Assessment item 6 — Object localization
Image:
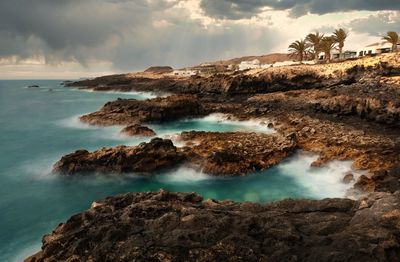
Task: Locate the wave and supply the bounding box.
[198,113,275,133]
[70,88,157,99]
[55,114,100,129]
[277,152,364,199]
[156,167,212,183]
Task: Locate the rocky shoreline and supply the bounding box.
[26,190,400,261]
[28,54,400,260]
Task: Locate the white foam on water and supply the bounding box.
[17,156,55,177]
[198,113,275,133]
[277,152,364,199]
[70,88,157,99]
[12,243,41,262]
[55,114,98,130]
[55,114,132,142]
[156,167,212,183]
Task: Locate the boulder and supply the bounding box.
[120,124,156,137]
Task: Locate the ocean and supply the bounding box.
[0,80,358,261]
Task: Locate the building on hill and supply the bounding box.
[357,42,399,57]
[319,50,357,61]
[171,69,197,77]
[238,59,261,70]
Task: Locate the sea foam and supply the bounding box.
[277,152,364,199]
[199,113,275,133]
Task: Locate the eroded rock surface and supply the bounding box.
[180,131,297,175]
[53,138,185,175]
[80,95,204,126]
[26,190,400,262]
[54,132,297,176]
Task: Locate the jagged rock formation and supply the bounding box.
[180,131,297,175]
[80,95,204,126]
[26,190,400,262]
[53,132,297,176]
[53,138,185,175]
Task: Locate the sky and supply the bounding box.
[0,0,399,79]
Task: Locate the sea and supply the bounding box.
[0,80,360,261]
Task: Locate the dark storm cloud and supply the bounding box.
[0,0,173,63]
[0,0,282,70]
[200,0,400,19]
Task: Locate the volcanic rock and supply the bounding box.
[26,190,400,262]
[179,131,297,175]
[80,95,204,126]
[53,138,185,175]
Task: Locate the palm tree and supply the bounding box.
[333,28,348,59]
[288,39,309,63]
[306,32,324,62]
[382,31,399,52]
[320,36,336,63]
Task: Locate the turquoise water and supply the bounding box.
[0,80,356,261]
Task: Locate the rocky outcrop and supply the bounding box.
[80,95,204,126]
[54,132,297,176]
[120,124,156,137]
[53,138,185,175]
[26,190,400,262]
[179,131,297,175]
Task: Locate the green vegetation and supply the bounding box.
[288,39,309,64]
[289,28,349,63]
[333,29,349,59]
[306,32,324,62]
[382,31,399,52]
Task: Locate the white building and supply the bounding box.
[238,59,261,70]
[357,42,399,57]
[319,50,357,61]
[171,69,197,77]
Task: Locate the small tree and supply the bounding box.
[382,31,399,52]
[288,39,309,63]
[333,28,348,59]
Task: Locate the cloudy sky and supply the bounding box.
[0,0,399,79]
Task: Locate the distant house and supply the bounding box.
[319,50,357,61]
[332,50,357,60]
[238,59,261,70]
[172,69,197,77]
[357,42,399,57]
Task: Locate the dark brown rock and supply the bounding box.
[26,190,400,262]
[179,131,297,176]
[53,138,185,175]
[80,95,204,126]
[120,124,156,137]
[343,172,355,184]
